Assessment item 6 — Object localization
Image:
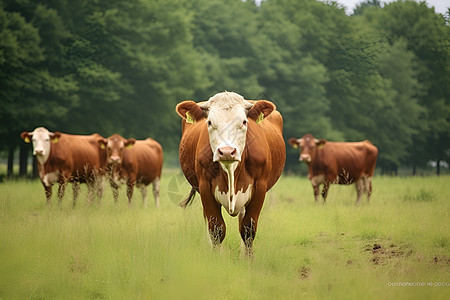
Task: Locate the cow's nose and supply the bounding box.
[34,149,43,156]
[300,154,311,162]
[218,146,237,161]
[109,155,121,164]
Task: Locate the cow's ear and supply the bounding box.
[247,100,275,123]
[176,101,206,124]
[288,138,301,149]
[21,132,32,143]
[315,138,327,148]
[51,132,62,143]
[125,138,136,149]
[98,139,107,149]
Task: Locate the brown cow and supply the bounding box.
[21,127,107,206]
[98,134,163,207]
[289,134,378,204]
[176,91,286,257]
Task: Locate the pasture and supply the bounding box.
[0,171,449,299]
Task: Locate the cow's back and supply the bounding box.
[313,141,377,183]
[46,133,105,178]
[123,138,163,184]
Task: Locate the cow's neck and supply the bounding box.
[308,150,321,175]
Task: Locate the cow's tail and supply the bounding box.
[179,187,196,209]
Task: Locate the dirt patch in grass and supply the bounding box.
[432,255,450,265]
[365,243,413,266]
[297,266,311,279]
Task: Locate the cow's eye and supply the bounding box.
[243,120,247,126]
[207,120,212,127]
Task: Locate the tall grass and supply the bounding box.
[0,173,449,299]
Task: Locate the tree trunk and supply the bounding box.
[33,156,39,178]
[19,143,28,177]
[436,160,440,176]
[7,146,14,177]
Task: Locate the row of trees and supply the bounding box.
[1,0,449,176]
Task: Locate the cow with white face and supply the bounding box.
[21,127,107,206]
[176,92,286,257]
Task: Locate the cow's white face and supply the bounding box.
[21,127,58,165]
[206,98,251,164]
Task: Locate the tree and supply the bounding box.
[0,3,79,176]
[353,0,381,16]
[188,0,264,98]
[363,0,450,173]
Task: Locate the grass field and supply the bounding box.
[1,171,449,299]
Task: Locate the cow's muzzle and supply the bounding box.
[109,155,122,165]
[215,146,240,162]
[300,154,311,163]
[34,149,44,156]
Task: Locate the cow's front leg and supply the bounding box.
[72,181,80,207]
[312,184,320,204]
[152,176,160,208]
[110,179,120,203]
[95,175,105,200]
[365,176,373,202]
[57,181,67,205]
[321,182,330,203]
[126,181,135,206]
[206,211,225,248]
[355,178,364,205]
[43,184,52,206]
[200,183,225,248]
[139,185,148,207]
[239,182,266,258]
[86,182,96,204]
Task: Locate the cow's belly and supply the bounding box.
[214,185,252,217]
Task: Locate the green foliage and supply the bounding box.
[1,0,449,172]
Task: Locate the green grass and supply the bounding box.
[0,172,449,299]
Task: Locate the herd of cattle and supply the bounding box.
[21,91,378,256]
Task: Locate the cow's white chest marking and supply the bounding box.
[214,184,252,217]
[214,162,252,216]
[310,174,325,186]
[41,171,59,187]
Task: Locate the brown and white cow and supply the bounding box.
[98,134,163,207]
[289,134,378,204]
[176,91,286,256]
[21,127,107,206]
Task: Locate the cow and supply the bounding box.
[176,91,286,257]
[289,134,378,204]
[20,127,107,206]
[98,134,163,207]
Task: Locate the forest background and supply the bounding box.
[0,0,449,176]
